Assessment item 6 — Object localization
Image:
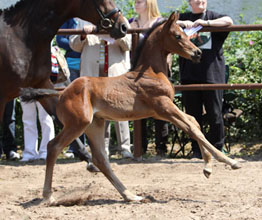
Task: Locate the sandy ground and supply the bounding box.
[0,144,262,220]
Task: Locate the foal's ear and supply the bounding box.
[164,12,176,29]
[167,12,176,24]
[174,11,180,21]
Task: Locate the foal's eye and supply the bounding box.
[175,35,181,40]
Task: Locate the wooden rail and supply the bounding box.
[174,83,262,91]
[57,24,262,35]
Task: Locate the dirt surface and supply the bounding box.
[0,144,262,220]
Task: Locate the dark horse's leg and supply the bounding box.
[0,98,6,157]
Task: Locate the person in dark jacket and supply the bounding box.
[177,0,233,159]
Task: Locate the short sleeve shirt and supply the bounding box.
[179,10,229,84]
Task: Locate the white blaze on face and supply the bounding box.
[0,0,21,10]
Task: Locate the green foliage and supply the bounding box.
[115,0,135,19]
[222,18,262,141]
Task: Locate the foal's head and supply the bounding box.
[161,12,202,62]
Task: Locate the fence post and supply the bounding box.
[131,33,143,160]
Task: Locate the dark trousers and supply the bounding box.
[0,100,17,158]
[182,89,224,153]
[141,119,169,153]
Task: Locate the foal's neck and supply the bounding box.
[135,30,169,75]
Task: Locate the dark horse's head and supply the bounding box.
[76,0,127,39]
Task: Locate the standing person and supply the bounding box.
[69,19,133,159]
[0,100,20,160]
[56,18,85,159]
[129,0,169,156]
[177,0,233,158]
[20,100,55,162]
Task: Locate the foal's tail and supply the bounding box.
[20,87,60,102]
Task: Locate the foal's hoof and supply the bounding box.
[203,168,212,179]
[127,195,144,202]
[123,190,144,202]
[86,162,100,173]
[42,195,56,206]
[231,162,241,170]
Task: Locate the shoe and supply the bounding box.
[38,154,47,161]
[64,152,75,159]
[191,151,202,159]
[156,150,166,157]
[121,150,133,159]
[20,157,36,162]
[38,156,46,161]
[9,151,20,160]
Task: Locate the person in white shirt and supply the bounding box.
[69,19,133,159]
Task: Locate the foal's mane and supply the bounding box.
[130,19,166,71]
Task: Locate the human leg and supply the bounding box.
[115,121,133,158]
[20,101,39,161]
[182,90,203,158]
[141,119,148,153]
[155,119,169,155]
[203,90,225,151]
[104,120,111,157]
[2,99,19,160]
[36,102,55,160]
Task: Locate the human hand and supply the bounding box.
[193,19,209,27]
[177,20,195,29]
[81,25,96,40]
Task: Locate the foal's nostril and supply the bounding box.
[195,49,202,57]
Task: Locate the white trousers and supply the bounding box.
[20,101,55,160]
[104,121,131,154]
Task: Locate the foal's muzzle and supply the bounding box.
[191,49,202,63]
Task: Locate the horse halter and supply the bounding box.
[92,0,121,30]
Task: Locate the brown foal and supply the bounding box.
[21,12,240,203]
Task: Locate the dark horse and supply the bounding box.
[21,13,241,204]
[0,0,127,164]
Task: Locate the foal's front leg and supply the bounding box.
[86,117,143,202]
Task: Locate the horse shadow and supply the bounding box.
[0,157,82,167]
[20,193,167,208]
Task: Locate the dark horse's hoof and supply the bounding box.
[86,163,100,172]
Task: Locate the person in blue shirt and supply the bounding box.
[56,18,86,159]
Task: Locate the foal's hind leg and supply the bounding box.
[43,125,87,204]
[85,117,143,202]
[154,98,240,173]
[39,95,94,168]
